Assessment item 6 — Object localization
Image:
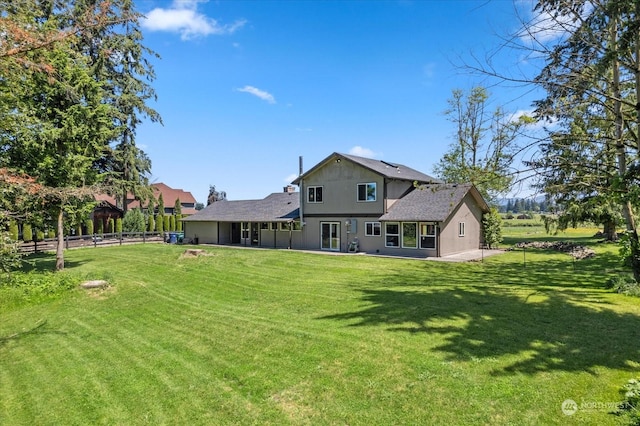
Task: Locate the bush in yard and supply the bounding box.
[122,209,146,233]
[163,215,169,232]
[85,219,94,236]
[36,230,44,242]
[97,220,104,236]
[607,275,640,296]
[22,224,32,242]
[116,217,122,234]
[177,215,183,231]
[148,214,155,233]
[169,215,175,232]
[76,224,82,237]
[0,229,22,281]
[8,221,18,241]
[482,208,503,249]
[156,215,164,232]
[614,378,640,424]
[107,218,114,234]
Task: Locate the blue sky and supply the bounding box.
[135,0,541,203]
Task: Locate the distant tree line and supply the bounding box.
[499,198,549,214]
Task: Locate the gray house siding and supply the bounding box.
[384,179,414,212]
[301,159,385,216]
[184,222,219,244]
[438,192,484,256]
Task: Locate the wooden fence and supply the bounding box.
[18,231,167,254]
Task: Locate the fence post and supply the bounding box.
[119,232,123,246]
[93,234,97,248]
[143,231,146,243]
[65,234,69,249]
[34,239,37,254]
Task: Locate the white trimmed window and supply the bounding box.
[459,222,466,237]
[307,186,323,203]
[402,222,417,248]
[385,222,399,247]
[365,222,381,237]
[357,182,376,202]
[420,223,436,249]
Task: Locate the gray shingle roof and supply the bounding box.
[182,192,299,222]
[378,184,488,222]
[292,152,442,184]
[340,153,442,183]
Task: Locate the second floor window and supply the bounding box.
[357,182,376,202]
[308,186,323,203]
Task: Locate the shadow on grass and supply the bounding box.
[480,250,625,289]
[0,320,67,348]
[321,285,640,375]
[19,253,85,272]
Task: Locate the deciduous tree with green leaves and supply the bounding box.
[434,86,531,204]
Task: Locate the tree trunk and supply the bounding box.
[602,220,619,241]
[55,207,64,271]
[630,3,640,283]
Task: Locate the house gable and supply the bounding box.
[293,152,442,218]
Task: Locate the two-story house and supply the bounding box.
[182,152,490,258]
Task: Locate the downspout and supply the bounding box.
[436,223,441,257]
[299,155,304,228]
[298,155,304,249]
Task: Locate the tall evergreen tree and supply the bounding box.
[74,0,160,212]
[0,0,160,270]
[525,0,640,276]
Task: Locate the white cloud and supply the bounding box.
[236,86,276,104]
[348,146,378,158]
[142,1,246,40]
[516,0,590,45]
[283,173,299,184]
[422,62,436,79]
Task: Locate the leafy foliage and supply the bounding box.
[122,208,145,233]
[147,214,155,233]
[615,378,640,424]
[482,208,503,249]
[0,0,160,271]
[527,0,640,281]
[22,224,32,242]
[434,87,531,203]
[0,229,22,280]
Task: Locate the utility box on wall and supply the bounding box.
[345,218,357,233]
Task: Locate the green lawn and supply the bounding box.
[1,234,638,425]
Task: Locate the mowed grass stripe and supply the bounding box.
[57,311,272,422]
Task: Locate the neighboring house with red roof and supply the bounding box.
[126,183,198,215]
[183,152,490,258]
[92,183,197,230]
